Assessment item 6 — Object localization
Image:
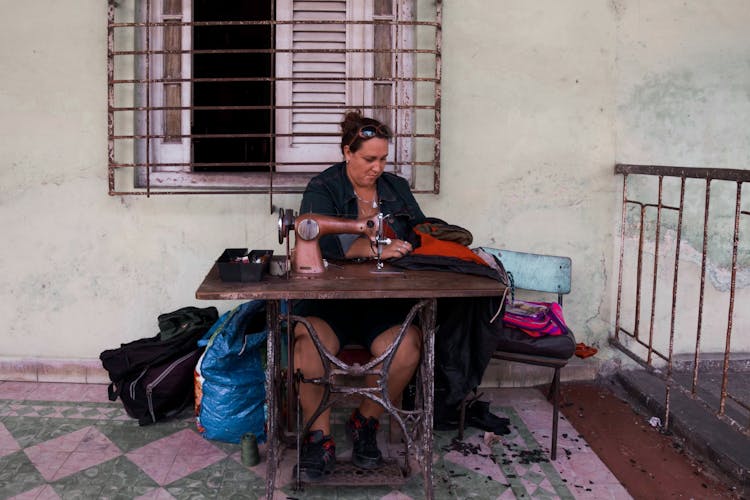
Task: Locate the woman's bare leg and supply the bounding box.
[293,317,340,435]
[359,325,422,419]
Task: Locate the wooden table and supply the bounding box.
[196,260,504,498]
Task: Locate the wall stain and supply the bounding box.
[609,0,627,20]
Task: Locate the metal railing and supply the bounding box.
[613,163,750,433]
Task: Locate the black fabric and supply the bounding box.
[292,298,418,350]
[157,306,218,341]
[392,253,506,417]
[434,295,505,408]
[390,254,505,282]
[495,324,576,359]
[99,306,218,425]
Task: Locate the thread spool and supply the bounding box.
[241,432,260,467]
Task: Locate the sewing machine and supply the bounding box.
[277,208,392,274]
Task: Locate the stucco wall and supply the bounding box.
[614,0,750,354]
[1,1,748,376]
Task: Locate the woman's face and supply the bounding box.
[344,137,389,189]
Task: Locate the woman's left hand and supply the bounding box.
[383,239,412,259]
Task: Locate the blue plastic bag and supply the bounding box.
[196,300,267,443]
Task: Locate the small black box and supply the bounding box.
[217,248,273,282]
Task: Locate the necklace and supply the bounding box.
[355,191,379,209]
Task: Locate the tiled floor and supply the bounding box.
[0,381,631,499]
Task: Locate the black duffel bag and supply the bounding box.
[100,306,218,425]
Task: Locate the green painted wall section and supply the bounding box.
[1,0,748,362]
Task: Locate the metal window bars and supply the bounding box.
[107,0,442,197]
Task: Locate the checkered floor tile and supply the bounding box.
[0,382,630,499]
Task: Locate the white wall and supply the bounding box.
[432,0,617,346]
[1,1,749,378]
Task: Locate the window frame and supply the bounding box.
[107,0,442,196]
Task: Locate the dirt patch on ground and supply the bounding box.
[559,381,744,500]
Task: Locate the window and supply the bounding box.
[107,0,442,196]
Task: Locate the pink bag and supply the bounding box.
[502,300,569,337]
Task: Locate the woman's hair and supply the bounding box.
[340,110,392,154]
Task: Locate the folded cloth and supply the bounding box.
[412,231,488,266]
[414,221,474,246]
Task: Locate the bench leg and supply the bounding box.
[550,367,560,460]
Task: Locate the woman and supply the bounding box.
[293,111,426,481]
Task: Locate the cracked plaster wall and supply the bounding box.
[614,0,750,354]
[0,1,748,373]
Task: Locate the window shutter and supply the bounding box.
[109,0,442,195]
[139,0,192,172]
[276,0,367,171]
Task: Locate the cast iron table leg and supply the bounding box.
[421,298,436,500]
[265,300,280,497]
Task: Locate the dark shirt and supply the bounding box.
[299,162,426,260]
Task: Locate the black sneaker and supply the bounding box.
[294,430,336,482]
[346,410,383,469]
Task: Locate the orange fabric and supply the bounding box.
[575,343,598,359]
[412,231,488,266]
[383,222,397,239]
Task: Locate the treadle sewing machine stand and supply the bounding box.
[276,209,436,494]
[195,210,505,499]
[288,299,434,491]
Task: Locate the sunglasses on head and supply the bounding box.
[346,124,392,148]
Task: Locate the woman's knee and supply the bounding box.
[393,327,422,367]
[293,321,312,344]
[293,318,339,359]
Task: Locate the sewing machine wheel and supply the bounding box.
[277,208,285,244]
[277,207,295,244]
